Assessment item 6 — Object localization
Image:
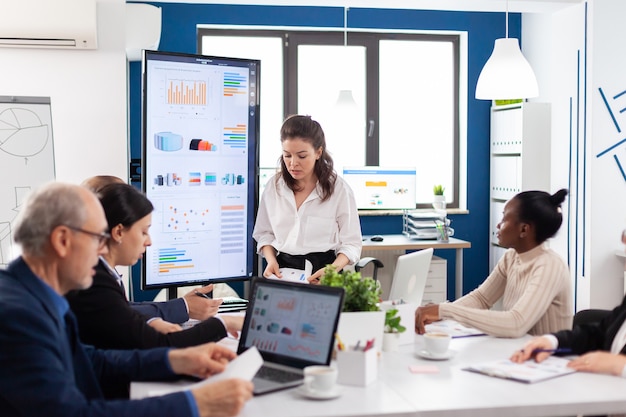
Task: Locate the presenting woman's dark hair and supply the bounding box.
[278,115,336,201]
[97,183,154,232]
[515,189,568,243]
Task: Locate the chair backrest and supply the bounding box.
[572,309,610,327]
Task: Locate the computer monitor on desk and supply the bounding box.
[342,167,416,210]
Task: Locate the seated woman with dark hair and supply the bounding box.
[80,175,222,327]
[415,189,572,338]
[66,183,241,353]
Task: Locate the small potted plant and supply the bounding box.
[432,184,446,211]
[321,266,384,351]
[382,308,406,352]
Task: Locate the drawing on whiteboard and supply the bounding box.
[596,87,626,182]
[0,107,49,161]
[0,96,55,268]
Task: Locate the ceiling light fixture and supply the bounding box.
[475,0,538,100]
[335,6,358,109]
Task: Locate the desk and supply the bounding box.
[132,335,626,417]
[362,235,471,299]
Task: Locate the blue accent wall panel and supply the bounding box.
[129,2,521,300]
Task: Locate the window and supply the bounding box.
[199,27,462,208]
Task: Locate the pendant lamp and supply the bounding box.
[475,1,538,100]
[334,7,358,110]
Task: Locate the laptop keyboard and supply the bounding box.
[256,366,302,383]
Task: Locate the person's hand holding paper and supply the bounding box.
[267,260,313,283]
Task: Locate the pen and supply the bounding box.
[363,338,375,352]
[521,347,572,355]
[531,348,573,354]
[194,290,211,299]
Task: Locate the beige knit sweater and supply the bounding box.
[439,244,572,338]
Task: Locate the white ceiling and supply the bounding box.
[139,0,584,14]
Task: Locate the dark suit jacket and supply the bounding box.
[66,260,226,350]
[554,294,626,354]
[0,257,191,417]
[131,297,189,324]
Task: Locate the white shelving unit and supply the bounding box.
[489,102,551,270]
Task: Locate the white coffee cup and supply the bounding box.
[423,332,451,356]
[303,365,338,393]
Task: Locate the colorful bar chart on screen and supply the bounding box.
[223,72,247,96]
[220,204,245,255]
[167,79,207,105]
[223,124,247,149]
[157,247,194,274]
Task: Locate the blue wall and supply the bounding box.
[129,3,520,301]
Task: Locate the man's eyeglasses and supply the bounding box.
[65,225,111,247]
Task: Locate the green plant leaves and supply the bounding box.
[320,266,381,313]
[384,308,406,333]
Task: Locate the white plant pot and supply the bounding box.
[382,332,401,352]
[336,310,385,353]
[432,194,446,211]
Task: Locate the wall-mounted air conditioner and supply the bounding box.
[0,0,97,49]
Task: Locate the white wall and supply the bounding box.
[524,0,626,310]
[0,0,128,184]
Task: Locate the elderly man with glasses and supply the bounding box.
[0,182,253,417]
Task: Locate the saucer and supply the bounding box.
[415,349,456,361]
[295,385,342,400]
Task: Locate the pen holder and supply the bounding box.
[336,346,377,387]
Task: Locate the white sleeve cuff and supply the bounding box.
[543,334,559,349]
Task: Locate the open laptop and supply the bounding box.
[237,277,345,395]
[387,248,434,304]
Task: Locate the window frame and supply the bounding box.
[198,27,461,209]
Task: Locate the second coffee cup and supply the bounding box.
[423,332,451,357]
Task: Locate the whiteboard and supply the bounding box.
[0,96,55,267]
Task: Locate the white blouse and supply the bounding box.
[252,174,362,264]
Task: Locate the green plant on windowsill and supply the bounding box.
[320,266,381,312]
[433,184,445,196]
[384,308,406,334]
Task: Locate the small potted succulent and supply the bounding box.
[432,184,446,211]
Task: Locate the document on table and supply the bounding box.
[425,319,486,338]
[464,356,576,383]
[146,346,263,397]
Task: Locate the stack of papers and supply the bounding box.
[403,211,454,240]
[425,319,486,338]
[464,356,576,383]
[217,296,249,313]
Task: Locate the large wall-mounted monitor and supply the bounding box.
[342,167,416,210]
[141,50,260,290]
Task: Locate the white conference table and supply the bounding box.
[132,335,626,417]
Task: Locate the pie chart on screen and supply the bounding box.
[0,108,49,157]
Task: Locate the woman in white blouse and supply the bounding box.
[252,115,362,284]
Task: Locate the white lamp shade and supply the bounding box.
[335,89,358,109]
[475,38,538,100]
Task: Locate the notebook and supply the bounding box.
[387,248,434,304]
[237,277,345,395]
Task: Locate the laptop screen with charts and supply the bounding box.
[237,277,345,395]
[388,248,434,304]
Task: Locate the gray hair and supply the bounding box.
[14,182,88,257]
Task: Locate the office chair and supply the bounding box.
[354,257,384,281]
[572,309,610,327]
